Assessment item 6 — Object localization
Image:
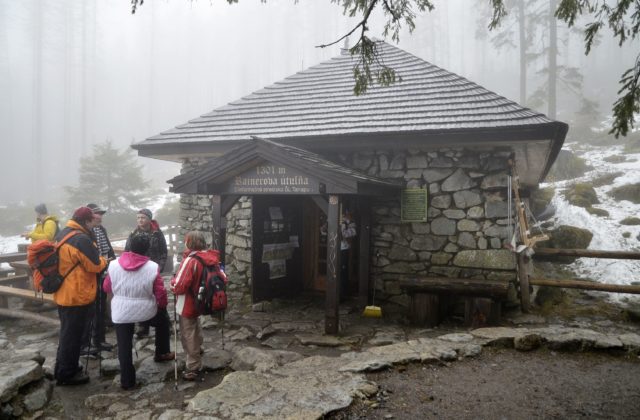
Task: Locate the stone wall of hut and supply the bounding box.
[178,145,519,311]
[332,146,519,309]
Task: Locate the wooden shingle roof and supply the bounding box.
[133,41,567,185]
[138,41,558,148]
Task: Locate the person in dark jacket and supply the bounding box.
[54,207,107,386]
[103,234,174,390]
[81,203,116,355]
[125,208,168,338]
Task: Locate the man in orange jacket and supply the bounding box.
[54,206,107,386]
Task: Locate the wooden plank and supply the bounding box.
[530,278,640,294]
[0,275,30,285]
[399,277,509,299]
[533,248,640,260]
[410,293,439,326]
[0,252,27,264]
[517,253,531,313]
[357,196,370,309]
[0,284,54,303]
[325,194,340,335]
[0,308,59,326]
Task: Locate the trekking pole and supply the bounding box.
[97,279,103,377]
[173,293,178,390]
[84,317,94,375]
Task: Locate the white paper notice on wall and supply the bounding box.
[267,260,286,279]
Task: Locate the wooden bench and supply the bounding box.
[399,277,509,328]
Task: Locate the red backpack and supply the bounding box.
[189,251,228,319]
[27,230,81,293]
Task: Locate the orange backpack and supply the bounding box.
[27,230,81,293]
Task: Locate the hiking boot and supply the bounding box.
[94,341,114,352]
[154,352,175,363]
[80,347,99,358]
[121,381,141,391]
[182,370,200,381]
[57,372,90,386]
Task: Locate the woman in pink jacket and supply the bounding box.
[103,234,174,390]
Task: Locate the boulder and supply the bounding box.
[564,183,599,208]
[536,225,593,263]
[545,149,592,181]
[0,360,43,403]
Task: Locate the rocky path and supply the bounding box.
[1,297,640,419]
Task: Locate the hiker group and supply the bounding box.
[25,204,227,389]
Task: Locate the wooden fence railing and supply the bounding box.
[518,247,640,311]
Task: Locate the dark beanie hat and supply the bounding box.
[35,203,48,215]
[138,208,152,220]
[72,206,94,224]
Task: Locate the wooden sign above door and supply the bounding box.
[225,162,321,195]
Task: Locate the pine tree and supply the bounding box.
[65,140,150,215]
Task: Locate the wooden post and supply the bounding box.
[211,195,222,252]
[410,293,439,326]
[325,195,340,335]
[358,197,370,309]
[517,252,530,312]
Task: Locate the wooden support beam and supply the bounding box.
[311,196,328,215]
[533,248,640,260]
[530,278,640,294]
[357,196,370,309]
[517,253,531,313]
[325,194,340,335]
[211,195,222,251]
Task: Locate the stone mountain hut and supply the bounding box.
[132,41,568,334]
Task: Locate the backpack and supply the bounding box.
[27,230,81,294]
[189,252,228,319]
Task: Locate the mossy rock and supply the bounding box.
[563,183,599,208]
[545,150,592,182]
[609,183,640,204]
[534,286,566,307]
[602,155,626,163]
[620,216,640,226]
[529,187,555,218]
[536,225,593,263]
[585,207,609,217]
[591,171,623,188]
[622,232,631,238]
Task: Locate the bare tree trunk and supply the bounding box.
[518,0,527,105]
[32,1,44,201]
[548,0,557,118]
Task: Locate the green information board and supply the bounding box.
[401,188,428,222]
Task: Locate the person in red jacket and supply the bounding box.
[170,231,223,381]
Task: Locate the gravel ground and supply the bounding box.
[330,347,640,420]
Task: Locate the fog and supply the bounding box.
[0,0,635,205]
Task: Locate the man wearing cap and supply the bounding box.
[125,208,168,338]
[81,204,116,354]
[54,207,108,386]
[22,203,59,242]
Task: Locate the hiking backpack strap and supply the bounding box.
[55,230,82,279]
